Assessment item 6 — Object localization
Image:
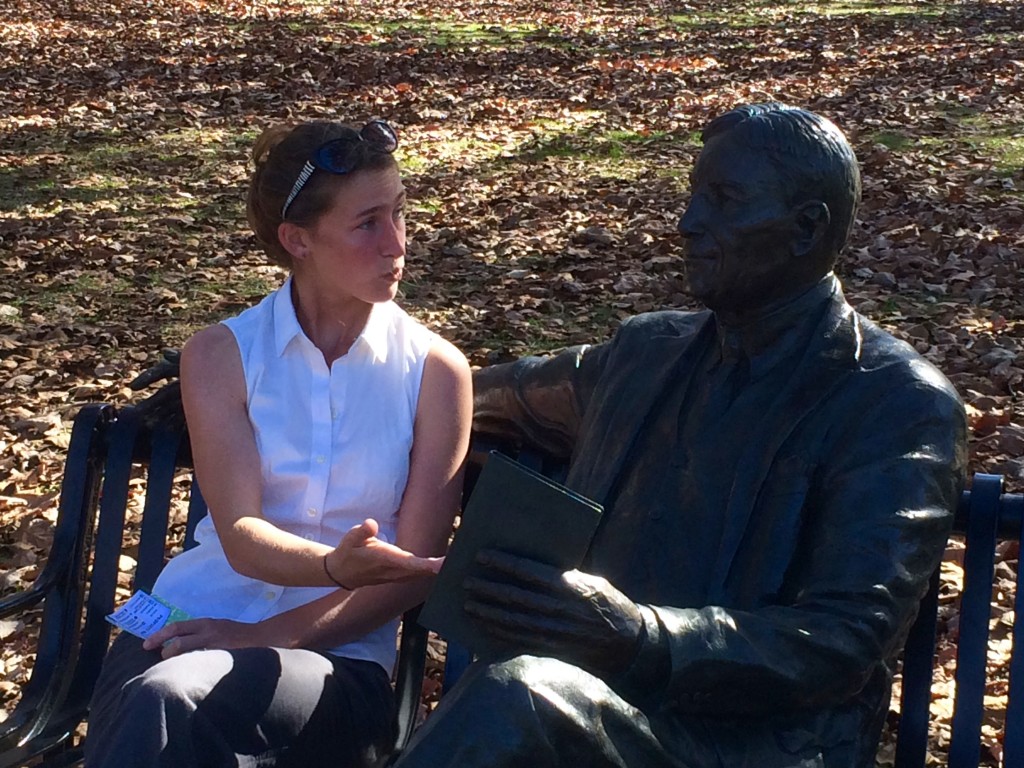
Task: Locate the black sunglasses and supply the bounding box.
[280,120,399,219]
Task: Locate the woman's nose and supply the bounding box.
[380,218,405,257]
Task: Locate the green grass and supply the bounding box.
[868,131,916,151]
[668,1,950,30]
[7,273,134,322]
[0,128,248,217]
[398,134,507,173]
[868,117,1024,178]
[514,127,691,178]
[337,19,547,49]
[799,1,947,19]
[958,118,1024,176]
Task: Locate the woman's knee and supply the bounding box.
[120,652,229,716]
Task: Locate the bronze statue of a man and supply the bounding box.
[392,104,967,767]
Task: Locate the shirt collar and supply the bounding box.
[714,274,839,380]
[272,276,391,364]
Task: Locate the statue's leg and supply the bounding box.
[393,654,701,768]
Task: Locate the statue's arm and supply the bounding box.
[472,341,611,460]
[624,374,967,714]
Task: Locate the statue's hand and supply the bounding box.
[129,349,186,433]
[129,348,182,390]
[464,549,643,676]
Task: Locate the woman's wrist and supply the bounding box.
[323,553,354,591]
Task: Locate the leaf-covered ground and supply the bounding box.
[1,0,1022,764]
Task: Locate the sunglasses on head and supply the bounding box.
[280,119,399,219]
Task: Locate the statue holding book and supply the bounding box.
[392,104,968,768]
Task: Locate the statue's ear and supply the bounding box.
[793,200,830,258]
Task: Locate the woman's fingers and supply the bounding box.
[333,527,444,587]
[338,518,380,551]
[142,618,259,658]
[143,618,198,651]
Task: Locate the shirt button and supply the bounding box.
[264,591,276,600]
[307,507,318,517]
[315,455,326,464]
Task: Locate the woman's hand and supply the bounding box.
[143,618,272,659]
[325,518,444,589]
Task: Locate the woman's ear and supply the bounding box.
[278,221,311,262]
[793,200,830,258]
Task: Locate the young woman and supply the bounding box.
[85,120,472,768]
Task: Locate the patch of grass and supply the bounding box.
[937,101,980,121]
[339,18,546,49]
[398,134,506,173]
[1,127,250,218]
[868,131,915,151]
[972,30,1023,45]
[11,272,135,321]
[0,171,56,210]
[668,1,950,31]
[800,1,948,19]
[140,270,279,344]
[667,11,766,29]
[958,118,1024,177]
[410,197,443,215]
[514,126,692,179]
[870,116,1024,179]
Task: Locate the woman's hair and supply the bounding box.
[246,121,399,268]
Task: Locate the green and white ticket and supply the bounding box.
[105,591,191,639]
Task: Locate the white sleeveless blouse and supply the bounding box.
[153,277,434,671]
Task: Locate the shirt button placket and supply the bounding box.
[306,356,331,529]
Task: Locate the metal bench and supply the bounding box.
[0,403,1021,767]
[0,404,445,767]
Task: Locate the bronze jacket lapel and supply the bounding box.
[567,311,715,505]
[708,296,862,600]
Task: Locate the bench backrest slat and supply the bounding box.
[948,473,1004,768]
[66,409,142,719]
[894,568,940,768]
[184,477,208,551]
[1004,494,1024,766]
[135,428,183,593]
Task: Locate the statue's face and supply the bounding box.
[677,130,805,317]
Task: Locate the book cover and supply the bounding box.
[418,451,603,659]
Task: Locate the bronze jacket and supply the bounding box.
[472,286,967,767]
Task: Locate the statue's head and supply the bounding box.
[677,103,861,320]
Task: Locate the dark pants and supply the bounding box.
[85,634,396,768]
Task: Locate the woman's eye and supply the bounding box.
[394,207,405,221]
[358,217,376,230]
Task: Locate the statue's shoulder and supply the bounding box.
[855,312,962,404]
[614,309,711,344]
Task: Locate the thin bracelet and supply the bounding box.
[323,554,353,591]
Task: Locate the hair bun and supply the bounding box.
[251,124,295,167]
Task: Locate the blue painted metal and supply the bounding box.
[948,474,1003,768]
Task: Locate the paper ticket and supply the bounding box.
[105,591,191,639]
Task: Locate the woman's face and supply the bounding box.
[296,166,407,305]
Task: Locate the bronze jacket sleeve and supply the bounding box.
[472,342,612,461]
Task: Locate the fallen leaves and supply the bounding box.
[1,0,1022,763]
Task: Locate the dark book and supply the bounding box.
[418,451,603,659]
